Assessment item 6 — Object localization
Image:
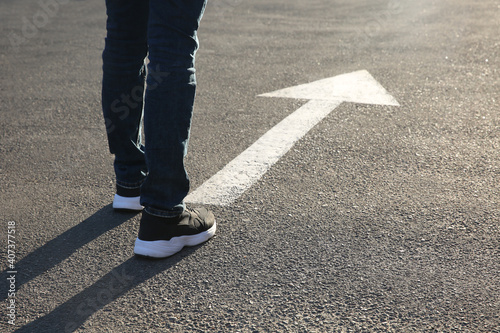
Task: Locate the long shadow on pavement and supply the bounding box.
[1,205,138,301]
[14,255,184,332]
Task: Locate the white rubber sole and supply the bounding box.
[133,221,216,258]
[112,194,143,211]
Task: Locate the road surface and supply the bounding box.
[0,0,499,332]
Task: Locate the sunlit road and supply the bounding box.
[1,0,499,331]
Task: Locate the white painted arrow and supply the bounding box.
[186,70,399,206]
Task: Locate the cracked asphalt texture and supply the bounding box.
[1,0,499,332]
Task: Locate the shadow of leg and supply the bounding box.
[14,255,184,333]
[1,205,139,300]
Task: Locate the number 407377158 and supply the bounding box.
[7,221,16,269]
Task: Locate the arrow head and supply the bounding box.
[259,70,399,106]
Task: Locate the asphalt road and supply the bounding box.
[1,0,499,332]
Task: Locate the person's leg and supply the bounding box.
[140,0,206,217]
[102,0,149,209]
[134,0,216,258]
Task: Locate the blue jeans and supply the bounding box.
[102,0,207,217]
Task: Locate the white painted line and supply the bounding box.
[186,70,399,206]
[186,99,342,205]
[259,70,399,106]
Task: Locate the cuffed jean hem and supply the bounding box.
[116,179,145,189]
[144,205,185,218]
